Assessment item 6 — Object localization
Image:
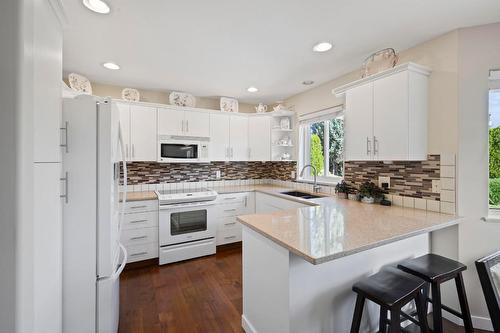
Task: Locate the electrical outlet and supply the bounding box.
[378,176,390,189]
[432,180,441,193]
[291,171,296,179]
[215,170,221,179]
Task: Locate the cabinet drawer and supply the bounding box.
[125,243,158,263]
[216,228,242,245]
[215,203,248,217]
[123,199,158,214]
[216,193,250,205]
[217,217,241,231]
[120,227,158,246]
[123,211,158,230]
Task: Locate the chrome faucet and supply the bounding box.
[299,164,321,193]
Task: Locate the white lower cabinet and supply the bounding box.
[255,192,309,213]
[121,199,159,263]
[214,192,255,245]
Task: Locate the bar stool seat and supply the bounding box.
[350,267,429,333]
[398,254,474,333]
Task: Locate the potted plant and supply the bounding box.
[335,180,350,199]
[347,188,359,201]
[359,181,383,204]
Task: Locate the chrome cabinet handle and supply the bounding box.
[60,172,69,203]
[130,235,148,240]
[130,251,148,257]
[230,147,234,158]
[244,196,248,207]
[248,148,251,159]
[373,136,378,155]
[366,137,371,156]
[129,219,148,224]
[60,121,69,153]
[224,209,237,212]
[224,197,237,200]
[224,222,237,226]
[130,205,147,209]
[186,120,189,132]
[224,236,237,240]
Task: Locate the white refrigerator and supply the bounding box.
[62,95,128,333]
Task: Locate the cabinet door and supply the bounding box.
[210,113,230,161]
[130,105,157,161]
[344,82,373,161]
[33,0,63,163]
[373,71,409,160]
[116,103,131,160]
[158,107,184,136]
[248,116,271,161]
[184,110,210,137]
[230,116,249,161]
[34,162,62,333]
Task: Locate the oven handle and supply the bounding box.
[159,202,216,210]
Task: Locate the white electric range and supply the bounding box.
[156,188,218,265]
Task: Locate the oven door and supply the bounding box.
[159,202,215,246]
[158,141,200,163]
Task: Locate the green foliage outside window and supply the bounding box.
[489,127,500,207]
[310,134,324,176]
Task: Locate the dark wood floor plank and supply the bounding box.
[120,244,489,333]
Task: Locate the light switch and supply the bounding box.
[378,176,390,189]
[432,180,441,193]
[215,170,221,179]
[291,171,296,179]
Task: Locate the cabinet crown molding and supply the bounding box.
[332,62,432,97]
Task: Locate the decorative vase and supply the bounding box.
[348,193,358,201]
[361,196,375,204]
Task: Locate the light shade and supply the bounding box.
[247,86,259,93]
[83,0,110,14]
[312,42,333,53]
[102,62,120,70]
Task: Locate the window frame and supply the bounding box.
[298,111,344,185]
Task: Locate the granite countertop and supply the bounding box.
[234,186,461,265]
[121,191,158,202]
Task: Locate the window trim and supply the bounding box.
[297,110,344,184]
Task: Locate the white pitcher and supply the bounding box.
[255,103,268,113]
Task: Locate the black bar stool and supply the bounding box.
[350,266,429,333]
[398,254,474,333]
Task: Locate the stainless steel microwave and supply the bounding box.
[158,136,210,163]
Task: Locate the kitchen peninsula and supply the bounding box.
[237,193,461,333]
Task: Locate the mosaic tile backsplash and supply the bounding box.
[122,161,297,185]
[344,154,440,200]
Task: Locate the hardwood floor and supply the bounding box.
[120,244,491,333]
[119,243,244,333]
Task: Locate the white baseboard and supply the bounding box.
[442,312,493,331]
[242,314,258,333]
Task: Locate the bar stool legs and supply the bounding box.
[455,273,474,333]
[431,282,443,333]
[379,305,388,333]
[350,295,365,333]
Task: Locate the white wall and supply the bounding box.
[457,22,500,330]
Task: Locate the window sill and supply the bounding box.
[296,178,342,187]
[481,210,500,223]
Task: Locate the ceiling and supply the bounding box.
[62,0,500,103]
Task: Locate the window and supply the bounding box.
[298,107,344,183]
[489,89,500,210]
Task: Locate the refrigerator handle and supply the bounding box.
[118,124,128,235]
[111,243,127,280]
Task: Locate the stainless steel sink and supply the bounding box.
[280,191,322,200]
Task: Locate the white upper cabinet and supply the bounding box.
[158,108,210,137]
[230,116,249,161]
[130,105,157,161]
[344,82,374,161]
[184,110,210,137]
[158,108,184,136]
[118,103,157,161]
[248,116,271,161]
[210,113,230,161]
[334,62,430,161]
[33,0,63,163]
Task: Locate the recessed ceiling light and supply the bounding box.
[247,86,259,93]
[312,42,333,53]
[302,80,315,85]
[102,62,120,70]
[83,0,110,14]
